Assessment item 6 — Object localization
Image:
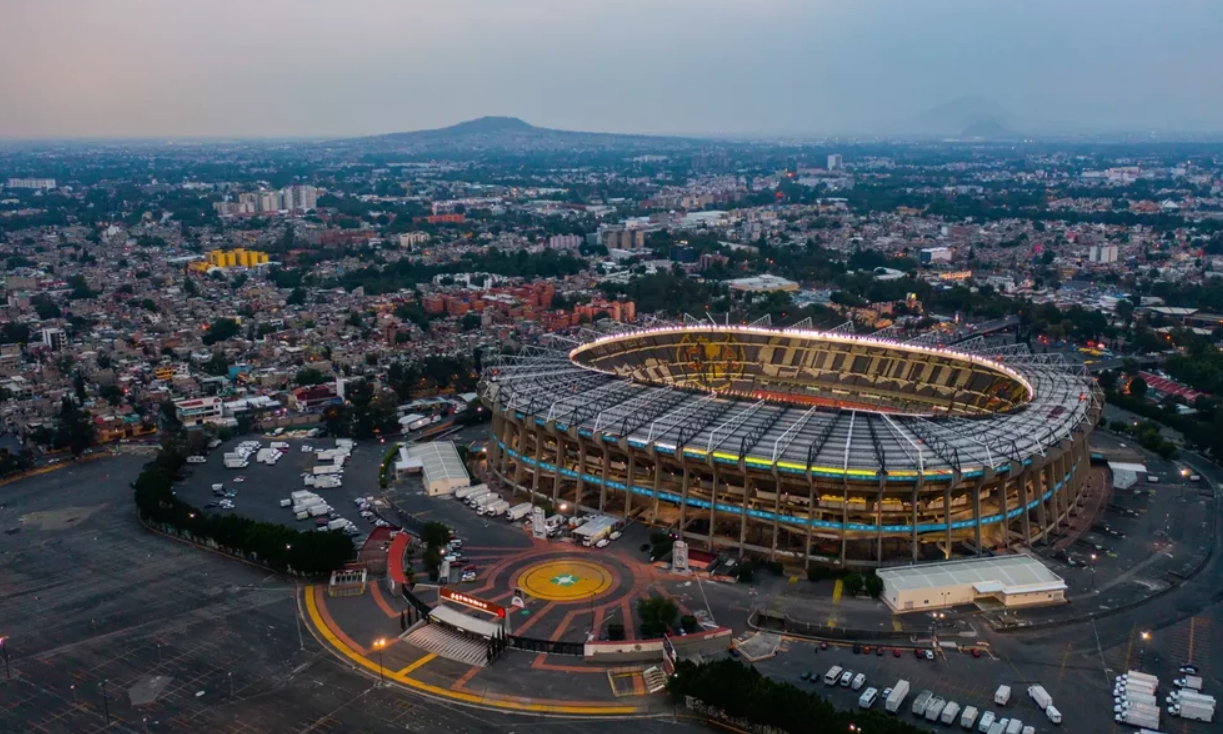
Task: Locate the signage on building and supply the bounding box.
[531,506,547,539]
[673,540,689,573]
[439,587,506,618]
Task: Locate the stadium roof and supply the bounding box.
[483,325,1100,479]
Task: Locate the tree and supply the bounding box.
[53,397,96,456]
[73,371,87,402]
[421,521,451,550]
[1129,375,1148,398]
[100,384,124,406]
[295,367,328,386]
[864,572,884,599]
[637,595,679,638]
[286,287,307,306]
[202,318,240,345]
[461,312,481,332]
[842,571,864,597]
[183,278,199,297]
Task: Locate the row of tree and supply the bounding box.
[670,658,929,734]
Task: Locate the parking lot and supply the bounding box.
[756,640,1066,734]
[174,435,389,546]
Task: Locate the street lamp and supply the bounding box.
[100,679,111,725]
[1139,631,1151,672]
[1089,554,1097,591]
[373,637,387,687]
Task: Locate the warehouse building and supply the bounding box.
[877,555,1067,613]
[396,441,470,496]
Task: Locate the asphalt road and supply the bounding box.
[0,457,707,734]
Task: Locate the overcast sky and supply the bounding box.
[2,0,1221,139]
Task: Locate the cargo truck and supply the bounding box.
[994,686,1011,706]
[472,493,500,511]
[506,503,533,521]
[912,691,933,717]
[1121,693,1157,708]
[1046,705,1062,724]
[1119,680,1158,697]
[308,505,331,517]
[1004,718,1023,734]
[1174,675,1203,691]
[454,484,487,500]
[960,706,979,729]
[326,519,348,531]
[482,500,510,517]
[1171,700,1214,723]
[885,680,909,713]
[465,489,492,507]
[941,701,962,725]
[1125,671,1159,687]
[1115,709,1159,729]
[926,697,947,722]
[291,491,318,502]
[1028,685,1052,711]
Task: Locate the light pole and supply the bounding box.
[373,638,387,687]
[1089,553,1097,591]
[227,671,233,697]
[0,636,9,680]
[70,684,76,704]
[100,679,111,725]
[1139,631,1150,672]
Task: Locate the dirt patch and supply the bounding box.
[20,505,105,531]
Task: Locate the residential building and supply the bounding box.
[174,396,224,426]
[1089,244,1119,263]
[399,232,431,248]
[288,384,341,413]
[40,328,67,351]
[920,247,953,264]
[547,234,582,249]
[6,178,56,189]
[827,154,843,171]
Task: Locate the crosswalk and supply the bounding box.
[402,625,489,667]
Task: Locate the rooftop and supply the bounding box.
[877,555,1066,594]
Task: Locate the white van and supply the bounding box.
[823,666,843,686]
[858,687,879,709]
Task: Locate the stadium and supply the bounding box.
[482,324,1102,567]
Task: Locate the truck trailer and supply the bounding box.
[885,680,909,713]
[482,500,510,517]
[1028,685,1052,711]
[1172,700,1214,723]
[506,503,533,521]
[960,706,979,729]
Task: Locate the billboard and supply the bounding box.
[439,587,506,618]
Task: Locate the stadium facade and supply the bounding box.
[483,325,1101,567]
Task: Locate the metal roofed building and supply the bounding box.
[398,441,470,496]
[483,324,1100,567]
[877,555,1067,613]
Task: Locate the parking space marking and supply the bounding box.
[831,578,843,605]
[1054,643,1072,694]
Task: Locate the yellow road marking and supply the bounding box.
[1055,643,1072,693]
[892,618,904,632]
[831,579,843,604]
[396,653,436,676]
[302,586,639,715]
[1187,617,1195,663]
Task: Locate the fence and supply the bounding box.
[508,636,584,657]
[400,586,433,618]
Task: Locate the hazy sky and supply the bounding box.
[2,0,1221,139]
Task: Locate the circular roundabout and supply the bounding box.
[516,558,615,602]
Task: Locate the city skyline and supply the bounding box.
[2,0,1222,140]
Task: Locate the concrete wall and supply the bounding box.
[583,628,732,663]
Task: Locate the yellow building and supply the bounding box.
[191,248,270,271]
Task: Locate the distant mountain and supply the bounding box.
[341,116,704,154]
[889,96,1019,138]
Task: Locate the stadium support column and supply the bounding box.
[1034,458,1052,540]
[771,468,782,562]
[650,451,663,524]
[1017,466,1033,545]
[598,443,610,513]
[512,419,527,491]
[804,470,815,570]
[678,464,690,537]
[876,478,885,564]
[972,470,984,557]
[707,465,719,551]
[532,426,544,500]
[624,451,636,519]
[910,483,921,563]
[571,437,586,509]
[737,463,749,556]
[839,479,849,567]
[943,481,954,560]
[998,469,1011,549]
